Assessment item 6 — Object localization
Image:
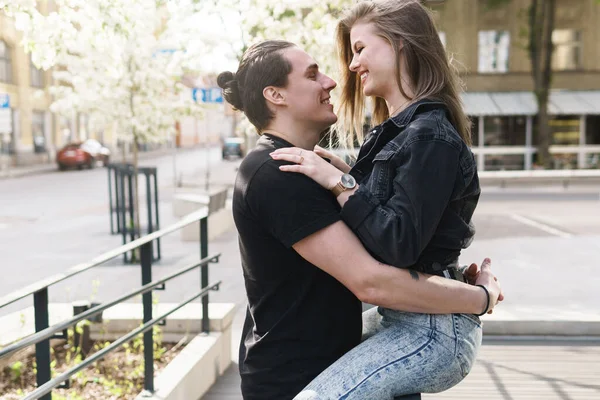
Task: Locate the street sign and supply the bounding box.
[0,93,9,109]
[0,94,11,133]
[192,88,223,104]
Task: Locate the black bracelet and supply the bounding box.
[475,285,490,317]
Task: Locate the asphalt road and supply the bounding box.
[1,150,600,323]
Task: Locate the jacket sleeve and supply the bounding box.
[340,138,460,268]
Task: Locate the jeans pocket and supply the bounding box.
[459,313,482,327]
[380,308,433,329]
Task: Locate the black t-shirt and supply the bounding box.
[233,134,362,400]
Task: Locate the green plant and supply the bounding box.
[3,316,172,399]
[9,361,23,382]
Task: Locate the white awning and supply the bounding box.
[490,92,537,115]
[461,90,600,116]
[460,92,502,116]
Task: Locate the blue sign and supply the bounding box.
[192,88,223,104]
[0,93,9,109]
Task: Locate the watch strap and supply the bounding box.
[331,181,346,197]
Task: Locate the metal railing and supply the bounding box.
[0,208,221,400]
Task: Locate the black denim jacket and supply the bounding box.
[341,99,480,272]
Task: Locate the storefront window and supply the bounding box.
[471,117,479,146]
[32,111,46,153]
[549,116,580,145]
[484,116,526,146]
[586,116,600,145]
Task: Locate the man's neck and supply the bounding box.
[262,119,322,150]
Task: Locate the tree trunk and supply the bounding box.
[537,96,551,168]
[529,0,556,168]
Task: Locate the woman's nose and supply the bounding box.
[349,54,359,72]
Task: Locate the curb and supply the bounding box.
[0,145,215,181]
[482,319,600,337]
[0,165,57,180]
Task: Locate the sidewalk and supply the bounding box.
[0,161,56,179]
[204,340,600,400]
[2,153,599,398]
[0,145,208,180]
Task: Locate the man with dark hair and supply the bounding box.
[218,41,502,400]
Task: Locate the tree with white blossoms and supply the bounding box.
[202,0,353,144]
[7,0,215,247]
[0,0,36,14]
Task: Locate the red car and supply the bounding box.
[56,139,110,170]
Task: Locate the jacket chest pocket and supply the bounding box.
[370,150,396,199]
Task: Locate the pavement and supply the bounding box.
[1,148,600,398]
[1,149,600,335]
[204,339,600,400]
[0,144,205,180]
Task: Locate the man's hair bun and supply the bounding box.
[217,71,243,111]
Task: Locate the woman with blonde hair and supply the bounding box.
[271,0,487,398]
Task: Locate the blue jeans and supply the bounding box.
[294,307,482,400]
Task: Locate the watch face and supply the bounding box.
[341,173,356,189]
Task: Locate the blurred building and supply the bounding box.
[431,0,600,170]
[1,5,230,168]
[0,3,65,167]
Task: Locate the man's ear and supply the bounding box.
[263,86,286,106]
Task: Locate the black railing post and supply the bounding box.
[120,166,128,262]
[33,288,52,400]
[127,168,135,243]
[140,242,154,393]
[154,170,161,260]
[200,216,209,333]
[114,165,123,234]
[146,172,153,238]
[108,165,114,234]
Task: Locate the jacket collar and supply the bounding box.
[388,98,447,128]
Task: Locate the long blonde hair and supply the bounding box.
[334,0,471,148]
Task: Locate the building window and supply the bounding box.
[549,116,580,145]
[438,31,446,48]
[586,116,600,145]
[552,29,582,71]
[585,116,600,168]
[32,111,47,153]
[471,117,479,146]
[478,30,510,73]
[484,116,527,146]
[59,116,73,144]
[0,40,13,83]
[30,57,45,88]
